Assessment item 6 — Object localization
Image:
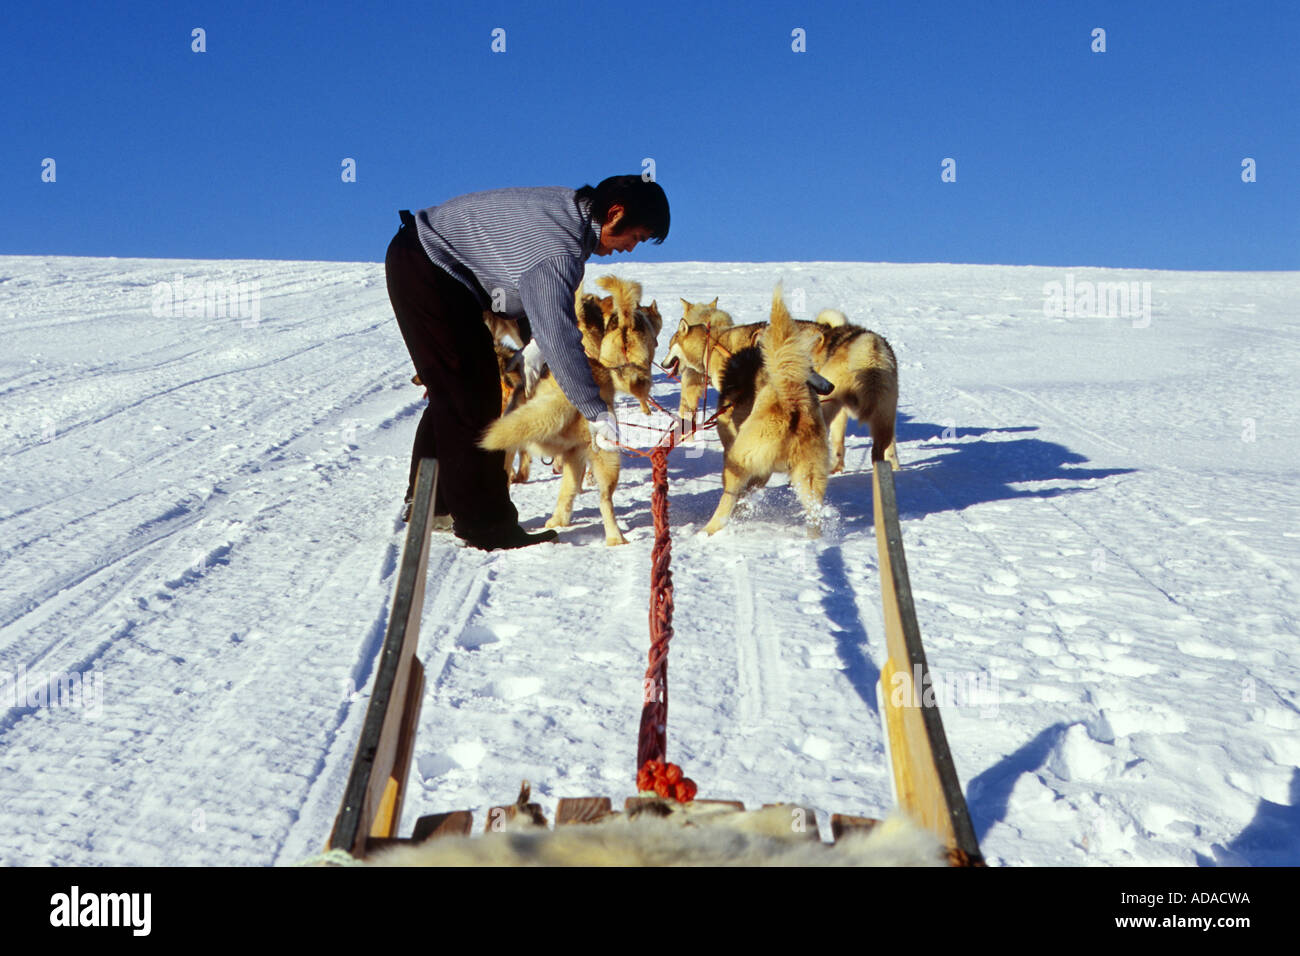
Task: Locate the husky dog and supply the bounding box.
[479,359,627,546]
[664,314,833,451]
[680,296,732,329]
[492,343,531,483]
[482,310,525,349]
[805,320,899,471]
[414,339,534,485]
[664,305,837,424]
[703,286,831,537]
[670,297,735,427]
[664,318,761,451]
[574,276,662,415]
[574,285,612,357]
[666,303,898,470]
[487,279,659,492]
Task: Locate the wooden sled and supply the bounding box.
[327,459,983,866]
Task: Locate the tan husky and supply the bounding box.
[492,343,531,483]
[807,321,899,471]
[703,286,831,537]
[680,296,733,328]
[483,310,524,349]
[479,357,627,546]
[576,276,663,414]
[415,337,534,484]
[671,297,734,427]
[666,304,898,470]
[665,301,836,425]
[487,277,660,492]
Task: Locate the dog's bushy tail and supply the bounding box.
[815,308,848,328]
[479,385,576,452]
[761,284,819,413]
[734,285,831,517]
[596,275,642,330]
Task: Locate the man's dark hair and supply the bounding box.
[576,175,670,244]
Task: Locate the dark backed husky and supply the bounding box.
[703,286,831,537]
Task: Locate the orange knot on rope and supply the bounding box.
[637,760,698,803]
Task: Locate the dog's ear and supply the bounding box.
[645,300,663,335]
[709,297,718,308]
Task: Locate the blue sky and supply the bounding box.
[3,0,1296,269]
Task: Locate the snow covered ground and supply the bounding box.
[1,255,1297,867]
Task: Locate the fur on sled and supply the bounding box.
[365,802,945,867]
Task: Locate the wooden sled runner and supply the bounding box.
[326,458,984,865]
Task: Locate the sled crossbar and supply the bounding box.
[873,461,984,866]
[328,458,438,857]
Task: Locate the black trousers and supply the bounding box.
[385,212,518,539]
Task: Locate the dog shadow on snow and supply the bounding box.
[570,411,1136,539]
[833,412,1137,530]
[552,410,1135,553]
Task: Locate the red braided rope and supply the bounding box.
[636,427,677,770]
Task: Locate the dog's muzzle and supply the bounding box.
[807,371,835,396]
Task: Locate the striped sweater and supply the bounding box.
[412,186,608,422]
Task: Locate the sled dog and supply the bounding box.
[666,303,898,470]
[576,276,663,415]
[493,343,532,483]
[670,297,734,427]
[807,321,899,471]
[479,359,627,546]
[483,310,525,349]
[411,339,533,485]
[703,286,831,537]
[665,304,838,424]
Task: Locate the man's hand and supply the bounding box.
[589,414,620,452]
[521,340,547,396]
